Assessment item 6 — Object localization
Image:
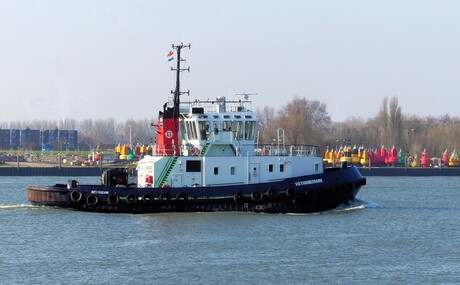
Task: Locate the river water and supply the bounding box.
[0,176,459,284]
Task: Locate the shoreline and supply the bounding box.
[358,166,460,176]
[2,162,460,176]
[0,166,109,176]
[0,162,128,176]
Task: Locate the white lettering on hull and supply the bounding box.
[294,178,323,187]
[91,190,109,195]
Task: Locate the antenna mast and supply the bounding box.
[171,43,191,118]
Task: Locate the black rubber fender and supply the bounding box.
[176,192,188,202]
[70,190,82,203]
[159,193,171,203]
[250,191,263,202]
[286,187,296,198]
[126,193,137,204]
[265,188,277,199]
[107,194,119,205]
[305,189,318,201]
[142,193,154,203]
[86,194,98,206]
[233,192,244,204]
[333,185,343,196]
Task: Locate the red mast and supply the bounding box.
[156,43,190,156]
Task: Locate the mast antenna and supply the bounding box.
[234,92,258,101]
[170,43,191,117]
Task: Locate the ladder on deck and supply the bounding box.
[156,156,179,187]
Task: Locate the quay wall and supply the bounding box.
[0,167,109,176]
[358,167,460,176]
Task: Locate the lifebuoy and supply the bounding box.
[70,190,82,203]
[286,187,296,198]
[190,147,200,156]
[126,193,137,204]
[233,192,244,203]
[250,191,263,202]
[176,192,188,202]
[86,194,98,206]
[107,194,119,205]
[265,188,277,199]
[142,193,153,203]
[162,184,170,188]
[159,193,171,202]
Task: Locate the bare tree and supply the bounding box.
[378,97,389,147]
[255,106,275,144]
[272,96,330,145]
[388,96,402,147]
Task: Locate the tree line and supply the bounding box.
[256,96,460,158]
[2,96,459,157]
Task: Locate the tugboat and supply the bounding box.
[27,43,366,213]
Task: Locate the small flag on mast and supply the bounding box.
[167,51,174,62]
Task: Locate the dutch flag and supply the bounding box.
[167,50,174,62]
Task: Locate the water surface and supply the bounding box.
[0,176,458,284]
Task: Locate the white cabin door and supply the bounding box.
[249,163,260,183]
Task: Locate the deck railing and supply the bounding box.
[255,145,320,157]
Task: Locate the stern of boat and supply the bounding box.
[27,184,70,207]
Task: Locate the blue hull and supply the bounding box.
[27,166,365,214]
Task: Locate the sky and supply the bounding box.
[1,0,459,123]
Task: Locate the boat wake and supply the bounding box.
[332,199,382,213]
[0,204,37,210]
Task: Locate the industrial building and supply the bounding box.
[0,128,78,151]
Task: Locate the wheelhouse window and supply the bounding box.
[280,164,284,172]
[244,121,256,140]
[269,164,273,172]
[214,167,219,175]
[198,121,210,140]
[179,120,188,140]
[232,121,243,139]
[185,121,198,140]
[223,121,232,131]
[230,166,235,175]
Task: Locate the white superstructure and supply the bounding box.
[137,97,323,188]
